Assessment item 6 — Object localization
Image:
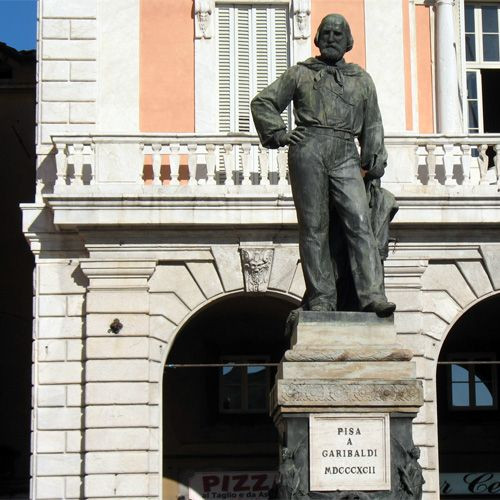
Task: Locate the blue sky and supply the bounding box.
[0,0,37,51]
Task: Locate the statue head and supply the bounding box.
[314,14,353,63]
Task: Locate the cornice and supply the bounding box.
[30,193,500,229]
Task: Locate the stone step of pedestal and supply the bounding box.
[291,311,396,348]
[278,360,416,380]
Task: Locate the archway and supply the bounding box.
[437,293,500,498]
[161,293,298,499]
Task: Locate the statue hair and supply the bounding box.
[313,14,354,53]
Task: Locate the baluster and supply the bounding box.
[152,143,162,185]
[494,144,500,190]
[54,142,67,188]
[241,143,251,186]
[478,144,489,185]
[413,145,421,184]
[72,143,84,186]
[169,143,180,185]
[443,143,455,186]
[425,144,437,185]
[258,145,270,186]
[206,144,216,185]
[277,147,288,185]
[187,143,198,186]
[223,143,234,186]
[460,143,472,186]
[139,143,146,183]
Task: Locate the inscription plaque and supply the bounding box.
[309,413,391,491]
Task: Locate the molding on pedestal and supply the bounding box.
[274,379,424,409]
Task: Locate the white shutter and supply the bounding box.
[273,7,290,127]
[255,7,270,97]
[217,4,290,134]
[237,7,251,132]
[218,6,232,133]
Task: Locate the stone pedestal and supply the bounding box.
[270,312,424,500]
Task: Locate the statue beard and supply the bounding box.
[319,45,345,64]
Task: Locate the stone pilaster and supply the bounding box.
[80,259,159,499]
[33,260,87,499]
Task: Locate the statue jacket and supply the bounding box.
[251,57,387,178]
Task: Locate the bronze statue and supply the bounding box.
[251,14,396,317]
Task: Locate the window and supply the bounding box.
[464,3,500,133]
[217,4,290,134]
[448,353,497,409]
[219,358,270,413]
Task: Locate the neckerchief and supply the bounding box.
[298,57,364,89]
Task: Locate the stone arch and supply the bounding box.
[154,288,302,371]
[437,290,500,354]
[147,246,304,372]
[434,292,500,490]
[421,260,499,370]
[157,289,300,499]
[410,255,500,493]
[145,246,303,497]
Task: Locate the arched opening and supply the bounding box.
[161,293,298,499]
[437,293,500,498]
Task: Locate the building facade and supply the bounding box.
[24,0,500,499]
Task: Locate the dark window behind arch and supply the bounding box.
[437,293,500,497]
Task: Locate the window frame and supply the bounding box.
[447,352,498,411]
[195,0,310,133]
[463,1,500,133]
[465,2,500,66]
[218,356,271,414]
[215,2,291,134]
[465,68,484,133]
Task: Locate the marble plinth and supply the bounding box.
[270,311,424,500]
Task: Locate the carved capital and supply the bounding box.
[79,259,157,289]
[240,247,274,292]
[293,0,311,40]
[194,0,214,39]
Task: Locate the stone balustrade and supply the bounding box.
[40,134,500,195]
[387,135,500,190]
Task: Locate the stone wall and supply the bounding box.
[33,260,86,499]
[28,236,500,499]
[30,3,500,499]
[30,243,305,499]
[39,0,98,147]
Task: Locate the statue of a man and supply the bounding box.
[251,14,395,317]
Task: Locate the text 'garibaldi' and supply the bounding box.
[251,13,397,317]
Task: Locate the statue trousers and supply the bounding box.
[288,130,387,310]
